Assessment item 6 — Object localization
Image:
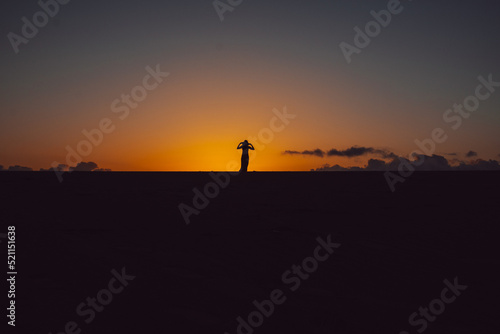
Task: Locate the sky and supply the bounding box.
[1,0,500,171]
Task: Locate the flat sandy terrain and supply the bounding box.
[1,171,499,333]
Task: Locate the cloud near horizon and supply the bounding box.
[5,165,33,171]
[70,162,99,172]
[284,146,500,171]
[1,162,110,172]
[284,146,398,160]
[284,149,326,158]
[313,155,500,172]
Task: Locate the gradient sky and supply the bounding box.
[1,0,500,171]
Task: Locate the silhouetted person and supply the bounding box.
[237,140,255,172]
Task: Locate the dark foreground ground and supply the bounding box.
[1,171,499,334]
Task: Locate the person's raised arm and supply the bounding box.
[237,142,243,149]
[248,143,255,150]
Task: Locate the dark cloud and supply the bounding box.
[284,149,325,158]
[314,164,349,172]
[8,165,33,171]
[289,145,498,171]
[40,164,69,172]
[411,155,452,171]
[366,159,388,171]
[455,159,500,171]
[376,150,399,160]
[7,162,109,172]
[70,162,98,172]
[0,165,4,171]
[327,146,375,157]
[313,154,500,172]
[285,146,397,159]
[315,158,399,172]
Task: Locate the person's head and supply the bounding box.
[243,140,248,144]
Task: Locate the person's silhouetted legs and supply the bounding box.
[240,155,249,172]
